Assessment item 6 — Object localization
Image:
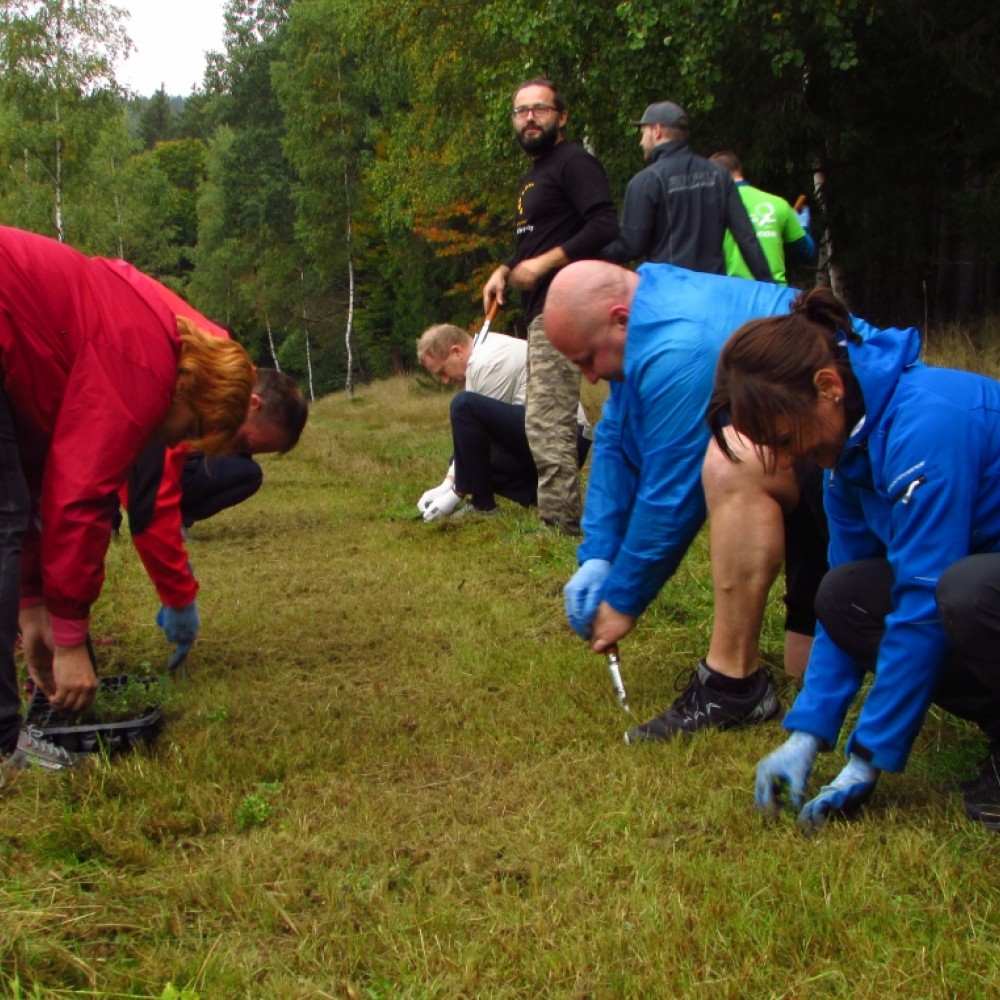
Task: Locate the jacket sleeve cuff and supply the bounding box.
[49,614,89,648]
[19,595,45,610]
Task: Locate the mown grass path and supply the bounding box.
[2,376,997,999]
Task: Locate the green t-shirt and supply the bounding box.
[723,183,805,284]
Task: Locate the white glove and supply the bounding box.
[417,479,453,513]
[423,487,464,522]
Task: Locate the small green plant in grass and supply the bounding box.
[5,974,45,999]
[161,984,201,1000]
[235,781,282,831]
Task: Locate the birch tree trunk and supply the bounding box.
[337,63,356,399]
[53,0,64,241]
[264,312,281,371]
[300,268,315,401]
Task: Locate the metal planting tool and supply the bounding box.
[473,299,499,349]
[606,643,630,714]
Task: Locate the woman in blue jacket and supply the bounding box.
[708,287,1000,832]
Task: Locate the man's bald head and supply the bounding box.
[544,261,639,383]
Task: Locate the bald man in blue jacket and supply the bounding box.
[545,261,836,743]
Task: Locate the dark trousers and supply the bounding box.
[0,386,29,753]
[450,391,591,511]
[816,557,1000,743]
[451,392,537,510]
[179,454,263,527]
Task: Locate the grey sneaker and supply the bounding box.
[624,661,781,744]
[2,726,81,772]
[452,503,501,521]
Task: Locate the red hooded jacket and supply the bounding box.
[95,259,231,611]
[0,226,181,646]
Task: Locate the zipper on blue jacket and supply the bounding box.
[891,474,927,506]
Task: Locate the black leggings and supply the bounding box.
[815,556,1000,743]
[783,462,829,636]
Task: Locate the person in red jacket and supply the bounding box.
[0,225,255,773]
[94,259,307,668]
[122,368,307,667]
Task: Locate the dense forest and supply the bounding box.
[2,0,998,396]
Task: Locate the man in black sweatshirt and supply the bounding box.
[482,78,619,535]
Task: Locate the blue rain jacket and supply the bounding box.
[784,326,1000,771]
[578,263,796,615]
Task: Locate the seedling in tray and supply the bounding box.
[25,674,167,755]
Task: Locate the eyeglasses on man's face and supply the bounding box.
[511,104,559,120]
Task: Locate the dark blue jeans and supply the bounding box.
[0,386,29,753]
[451,392,537,510]
[179,454,263,527]
[450,391,591,511]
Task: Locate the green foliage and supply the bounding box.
[138,86,175,148]
[2,0,1000,380]
[160,985,201,1000]
[234,781,282,831]
[77,675,167,725]
[0,0,132,241]
[150,138,208,250]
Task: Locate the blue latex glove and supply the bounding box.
[797,754,879,832]
[796,205,811,230]
[563,559,612,639]
[755,731,823,816]
[156,602,200,669]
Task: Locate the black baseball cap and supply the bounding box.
[630,101,690,129]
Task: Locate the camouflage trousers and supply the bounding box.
[525,314,582,534]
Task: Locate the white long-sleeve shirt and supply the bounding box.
[467,332,527,404]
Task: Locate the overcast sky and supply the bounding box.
[117,0,227,97]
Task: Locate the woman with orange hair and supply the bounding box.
[0,225,254,772]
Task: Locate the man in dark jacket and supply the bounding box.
[603,101,773,282]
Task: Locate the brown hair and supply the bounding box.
[710,150,742,174]
[512,77,566,112]
[174,317,255,456]
[707,287,863,471]
[254,368,308,452]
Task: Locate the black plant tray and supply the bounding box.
[24,674,164,755]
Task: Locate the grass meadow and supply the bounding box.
[2,330,1000,999]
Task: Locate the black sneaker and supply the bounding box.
[541,517,580,537]
[958,745,1000,795]
[963,756,1000,831]
[624,661,780,744]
